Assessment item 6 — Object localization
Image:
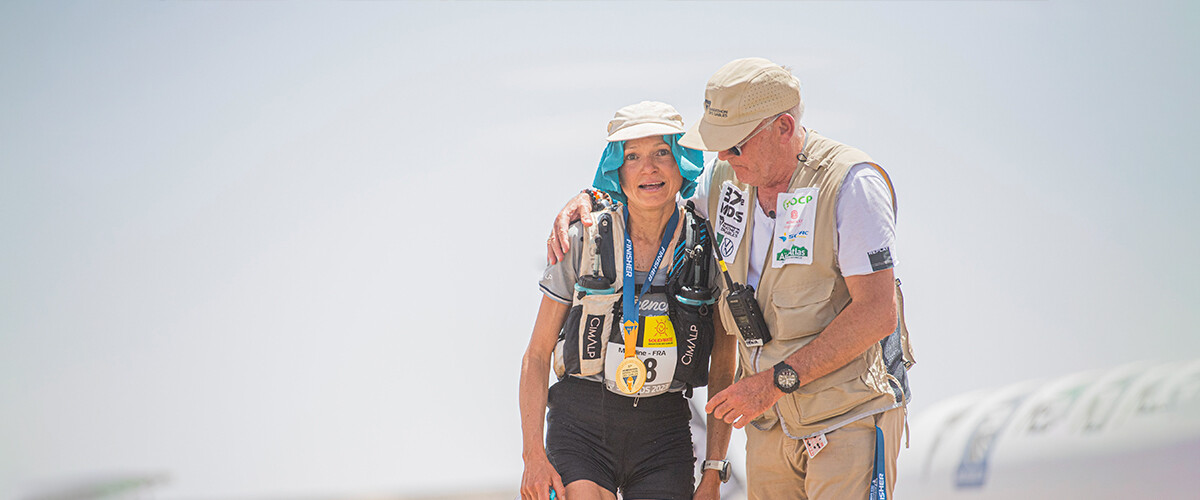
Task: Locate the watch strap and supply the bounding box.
[702,459,730,482]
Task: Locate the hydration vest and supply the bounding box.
[552,202,718,397]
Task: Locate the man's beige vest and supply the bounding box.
[707,130,903,438]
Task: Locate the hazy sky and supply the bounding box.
[2,1,1198,498]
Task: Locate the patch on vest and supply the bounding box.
[679,324,700,367]
[772,188,818,267]
[776,245,809,260]
[869,247,894,272]
[643,315,676,347]
[583,314,605,360]
[716,181,748,262]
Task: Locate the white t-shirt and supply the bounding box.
[688,160,898,288]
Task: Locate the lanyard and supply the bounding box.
[869,425,887,500]
[621,207,679,348]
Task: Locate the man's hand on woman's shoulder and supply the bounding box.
[547,192,594,265]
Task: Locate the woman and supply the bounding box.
[519,101,736,500]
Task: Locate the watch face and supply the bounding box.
[776,367,799,390]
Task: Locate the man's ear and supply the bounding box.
[775,112,797,145]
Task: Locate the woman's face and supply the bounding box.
[618,136,682,213]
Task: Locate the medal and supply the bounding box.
[617,319,646,394]
[616,357,647,394]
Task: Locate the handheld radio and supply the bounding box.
[715,235,772,346]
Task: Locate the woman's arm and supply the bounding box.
[695,316,736,500]
[519,295,571,500]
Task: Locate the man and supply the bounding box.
[548,57,913,500]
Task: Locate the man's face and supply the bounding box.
[716,116,781,188]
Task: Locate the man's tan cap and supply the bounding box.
[606,101,687,142]
[679,57,802,152]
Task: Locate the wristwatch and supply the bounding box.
[774,361,800,394]
[702,459,731,483]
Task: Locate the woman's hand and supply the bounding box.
[521,454,566,500]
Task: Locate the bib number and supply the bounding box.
[604,315,678,396]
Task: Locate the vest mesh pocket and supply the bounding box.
[668,299,714,389]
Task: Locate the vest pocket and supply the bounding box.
[775,348,882,426]
[668,301,714,389]
[553,335,567,379]
[575,292,621,377]
[768,278,838,340]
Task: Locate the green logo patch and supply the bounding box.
[776,245,809,260]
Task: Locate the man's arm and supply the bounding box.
[705,268,897,428]
[548,158,716,265]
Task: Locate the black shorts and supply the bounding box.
[545,377,695,500]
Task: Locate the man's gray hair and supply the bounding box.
[777,65,804,136]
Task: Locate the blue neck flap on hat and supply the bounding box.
[591,133,704,204]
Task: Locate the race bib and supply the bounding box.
[715,181,749,262]
[773,188,818,268]
[604,314,678,397]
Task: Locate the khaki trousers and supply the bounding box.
[745,407,904,500]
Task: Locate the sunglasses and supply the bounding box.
[728,113,785,156]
